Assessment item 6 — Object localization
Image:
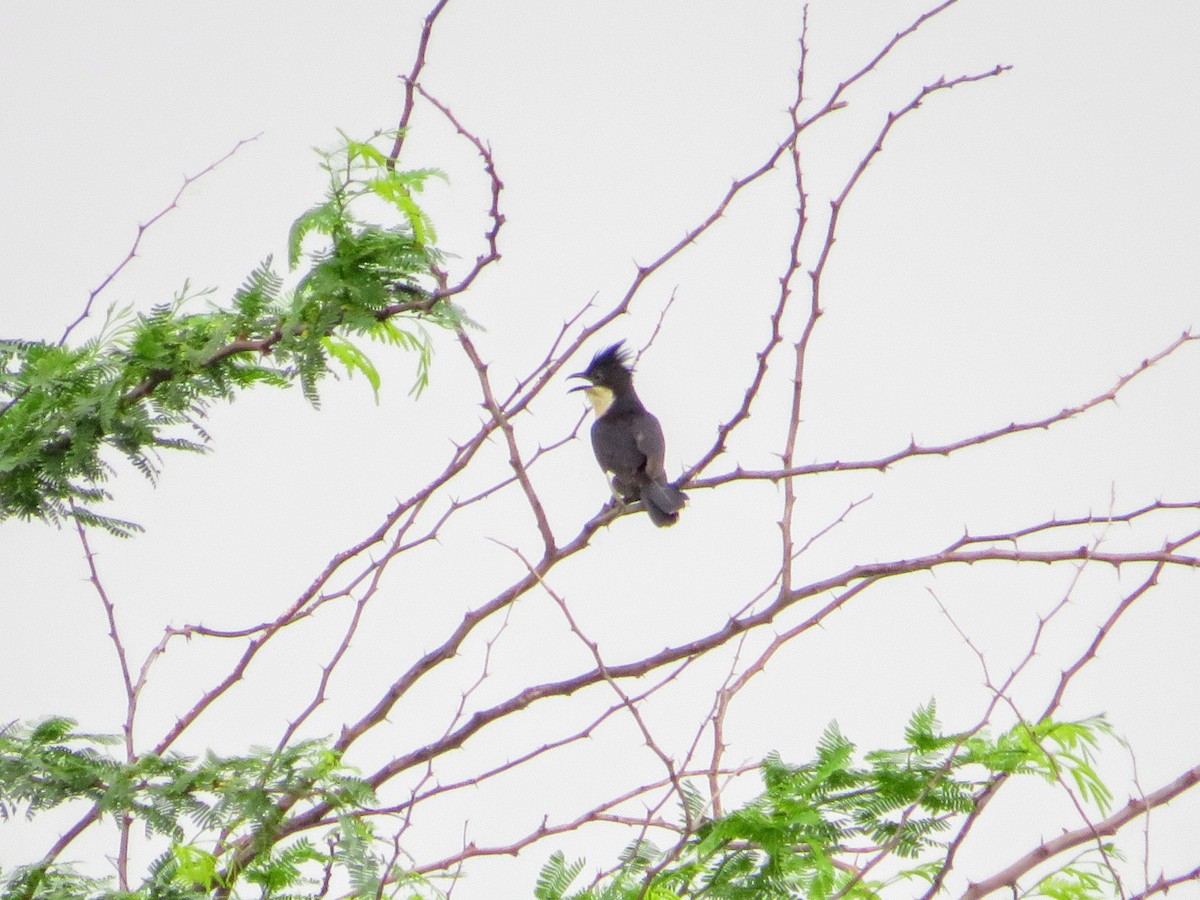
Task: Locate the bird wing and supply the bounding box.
[633,414,668,481]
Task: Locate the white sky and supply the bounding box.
[2,2,1199,897]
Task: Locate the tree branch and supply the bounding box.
[962,765,1200,899]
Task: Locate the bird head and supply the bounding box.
[568,341,634,416]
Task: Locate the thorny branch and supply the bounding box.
[58,134,262,347]
[962,764,1200,900]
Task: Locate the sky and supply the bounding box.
[2,2,1199,897]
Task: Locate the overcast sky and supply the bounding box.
[2,2,1199,896]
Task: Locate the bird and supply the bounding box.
[569,341,686,527]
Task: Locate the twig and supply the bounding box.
[962,765,1200,899]
[58,134,261,346]
[411,81,504,297]
[389,0,453,165]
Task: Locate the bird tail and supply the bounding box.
[641,479,687,528]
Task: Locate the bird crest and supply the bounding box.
[578,341,634,386]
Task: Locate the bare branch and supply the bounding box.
[389,0,454,165]
[57,134,261,347]
[412,81,505,297]
[459,330,557,554]
[1127,866,1200,900]
[962,765,1200,899]
[697,330,1199,490]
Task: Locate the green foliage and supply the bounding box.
[0,717,121,820]
[0,132,460,535]
[0,719,446,900]
[0,707,1124,900]
[534,704,1120,900]
[536,853,588,900]
[1027,857,1121,900]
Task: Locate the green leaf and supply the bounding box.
[322,334,383,403]
[345,137,391,169]
[288,201,344,269]
[172,843,222,891]
[904,700,943,752]
[368,176,438,245]
[535,851,586,900]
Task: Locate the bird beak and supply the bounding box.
[567,372,591,392]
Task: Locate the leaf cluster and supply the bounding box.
[537,704,1118,900]
[0,132,461,536]
[0,706,1122,900]
[0,718,445,900]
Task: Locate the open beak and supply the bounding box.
[567,372,592,393]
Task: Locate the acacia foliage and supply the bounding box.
[0,708,1119,900]
[0,134,460,537]
[536,706,1118,900]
